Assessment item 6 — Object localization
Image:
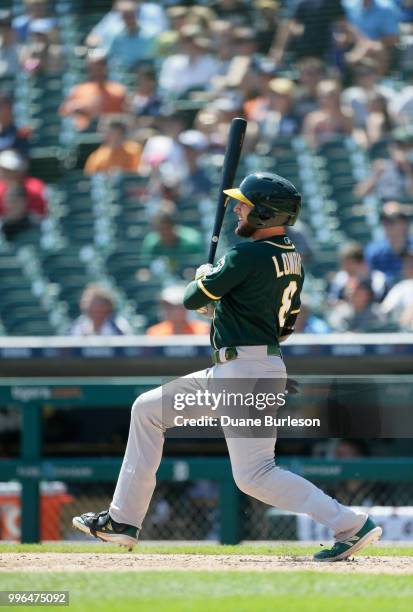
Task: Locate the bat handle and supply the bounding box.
[208,236,219,264]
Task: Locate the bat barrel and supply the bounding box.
[208,117,247,264]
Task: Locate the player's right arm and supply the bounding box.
[183,247,251,310]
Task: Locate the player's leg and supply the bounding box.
[73,368,211,546]
[226,433,381,560]
[226,433,367,537]
[216,355,381,559]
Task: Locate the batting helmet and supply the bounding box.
[223,172,301,228]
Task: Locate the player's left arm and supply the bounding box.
[183,247,251,310]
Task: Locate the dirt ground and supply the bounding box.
[0,553,412,574]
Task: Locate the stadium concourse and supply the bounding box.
[0,0,412,549]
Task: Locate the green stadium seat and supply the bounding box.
[317,140,350,159]
[7,317,55,336]
[28,147,63,183]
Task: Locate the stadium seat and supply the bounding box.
[28,147,63,183]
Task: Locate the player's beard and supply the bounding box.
[235,219,255,237]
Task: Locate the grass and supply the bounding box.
[0,572,412,612]
[1,543,412,611]
[0,542,412,556]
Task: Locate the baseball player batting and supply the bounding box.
[73,172,382,561]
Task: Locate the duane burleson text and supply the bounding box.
[173,415,321,427]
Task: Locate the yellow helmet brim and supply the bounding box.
[223,188,254,208]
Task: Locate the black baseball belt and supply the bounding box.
[212,345,281,364]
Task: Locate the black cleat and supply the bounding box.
[72,510,138,550]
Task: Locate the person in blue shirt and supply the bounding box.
[108,1,157,71]
[87,0,167,50]
[365,201,413,285]
[343,0,400,70]
[344,0,400,40]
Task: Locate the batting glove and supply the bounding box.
[195,263,214,280]
[196,304,215,319]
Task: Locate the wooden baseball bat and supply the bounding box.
[208,117,247,264]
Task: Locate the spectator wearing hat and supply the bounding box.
[258,77,302,141]
[178,130,212,197]
[69,283,132,336]
[146,284,209,336]
[303,79,354,149]
[0,93,30,158]
[13,0,57,44]
[328,277,387,332]
[59,50,128,131]
[365,201,413,284]
[86,0,167,51]
[355,128,413,201]
[107,1,158,71]
[159,25,220,96]
[84,119,142,176]
[141,200,204,272]
[329,241,388,303]
[0,149,47,240]
[381,250,413,329]
[0,10,19,78]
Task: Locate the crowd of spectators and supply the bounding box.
[1,0,413,335]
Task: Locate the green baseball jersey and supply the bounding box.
[183,234,304,349]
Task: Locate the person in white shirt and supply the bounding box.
[69,284,132,336]
[389,83,413,126]
[159,25,220,96]
[381,251,413,326]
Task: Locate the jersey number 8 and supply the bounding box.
[278,280,298,327]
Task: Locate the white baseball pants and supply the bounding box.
[110,348,367,540]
